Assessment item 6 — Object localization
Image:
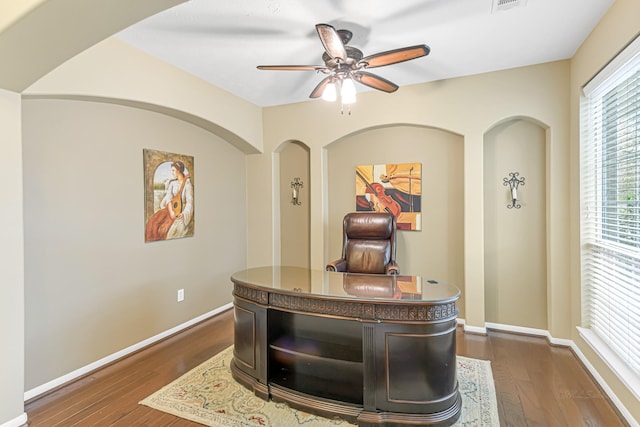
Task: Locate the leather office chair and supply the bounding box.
[326,212,399,275]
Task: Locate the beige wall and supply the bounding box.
[0,0,185,92]
[484,119,547,329]
[22,99,248,389]
[24,37,263,155]
[279,141,311,268]
[0,2,187,424]
[1,1,639,426]
[0,89,26,425]
[569,0,640,421]
[256,60,570,334]
[326,126,465,316]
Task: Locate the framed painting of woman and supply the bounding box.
[143,149,195,242]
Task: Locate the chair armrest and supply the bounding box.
[326,259,348,272]
[385,261,400,275]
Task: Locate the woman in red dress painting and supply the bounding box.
[145,161,194,242]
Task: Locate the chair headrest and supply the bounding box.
[344,212,394,239]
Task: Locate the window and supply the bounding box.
[580,35,640,396]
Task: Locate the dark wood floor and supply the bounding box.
[25,308,627,426]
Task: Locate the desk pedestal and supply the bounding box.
[231,270,461,427]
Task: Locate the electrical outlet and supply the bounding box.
[177,288,185,302]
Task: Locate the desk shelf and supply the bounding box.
[270,336,362,362]
[268,312,363,404]
[269,359,363,404]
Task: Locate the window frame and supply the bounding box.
[579,35,640,401]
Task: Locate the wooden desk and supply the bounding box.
[230,266,461,427]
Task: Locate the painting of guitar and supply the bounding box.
[169,174,191,217]
[355,169,402,216]
[355,163,422,231]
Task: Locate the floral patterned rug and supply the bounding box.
[140,346,499,426]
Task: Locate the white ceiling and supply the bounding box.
[116,0,614,107]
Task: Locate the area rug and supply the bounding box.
[140,346,499,426]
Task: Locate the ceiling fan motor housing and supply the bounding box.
[322,46,364,68]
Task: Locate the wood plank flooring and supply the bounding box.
[25,309,627,426]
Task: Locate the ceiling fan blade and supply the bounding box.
[309,76,332,98]
[361,44,430,68]
[353,71,399,93]
[257,65,325,71]
[316,23,347,61]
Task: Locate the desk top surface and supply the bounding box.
[231,266,460,304]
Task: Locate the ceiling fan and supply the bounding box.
[257,23,430,101]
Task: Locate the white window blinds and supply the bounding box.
[581,35,640,381]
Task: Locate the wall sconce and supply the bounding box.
[291,177,303,206]
[503,172,525,209]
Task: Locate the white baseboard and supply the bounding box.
[484,322,573,346]
[571,337,639,427]
[458,318,487,335]
[0,412,27,427]
[24,303,232,401]
[474,321,638,427]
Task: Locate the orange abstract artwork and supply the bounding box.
[355,163,421,231]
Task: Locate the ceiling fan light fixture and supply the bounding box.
[322,81,337,102]
[257,23,430,109]
[340,77,357,104]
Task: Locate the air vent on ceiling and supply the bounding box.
[492,0,527,13]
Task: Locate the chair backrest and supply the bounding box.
[342,212,397,274]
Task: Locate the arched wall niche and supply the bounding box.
[274,140,311,268]
[483,116,548,329]
[322,122,464,149]
[324,123,466,318]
